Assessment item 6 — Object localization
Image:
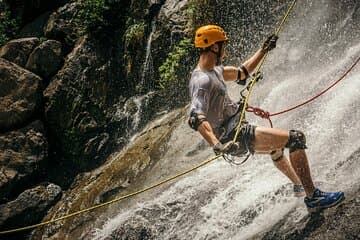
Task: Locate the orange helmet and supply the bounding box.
[195,25,228,48]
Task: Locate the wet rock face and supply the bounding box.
[105,223,154,240]
[30,109,184,240]
[44,1,82,45]
[0,38,39,67]
[43,36,133,174]
[260,188,360,240]
[0,58,42,131]
[0,120,48,203]
[0,183,62,231]
[25,39,64,80]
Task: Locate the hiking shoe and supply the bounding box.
[304,188,345,213]
[293,184,305,197]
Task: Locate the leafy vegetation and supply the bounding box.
[74,0,109,35]
[0,2,20,46]
[158,38,194,90]
[124,21,146,47]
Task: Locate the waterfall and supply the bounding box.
[91,0,359,239]
[140,19,156,90]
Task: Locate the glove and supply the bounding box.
[262,34,278,52]
[213,141,240,155]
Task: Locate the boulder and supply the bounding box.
[25,39,63,79]
[44,2,82,45]
[0,120,48,202]
[43,34,138,176]
[0,38,39,67]
[18,11,52,38]
[0,183,62,232]
[0,58,42,131]
[5,0,66,26]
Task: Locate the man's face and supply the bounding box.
[217,42,227,65]
[220,42,227,58]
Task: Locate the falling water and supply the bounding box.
[140,19,156,90]
[91,0,359,239]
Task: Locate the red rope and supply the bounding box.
[247,55,360,127]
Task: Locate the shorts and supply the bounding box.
[217,110,257,155]
[219,123,257,155]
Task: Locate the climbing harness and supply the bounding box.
[222,72,264,165]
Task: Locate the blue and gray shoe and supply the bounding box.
[304,188,345,213]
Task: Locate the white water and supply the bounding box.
[92,1,360,239]
[140,19,156,88]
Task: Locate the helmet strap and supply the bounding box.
[211,42,224,65]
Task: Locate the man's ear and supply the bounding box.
[210,43,219,53]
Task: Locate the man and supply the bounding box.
[188,25,344,212]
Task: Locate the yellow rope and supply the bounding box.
[0,0,298,236]
[233,0,297,142]
[0,154,223,235]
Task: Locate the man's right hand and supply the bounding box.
[261,34,278,53]
[213,141,240,155]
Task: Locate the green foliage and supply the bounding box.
[158,38,194,90]
[39,36,48,44]
[125,21,146,47]
[0,2,20,46]
[74,0,109,35]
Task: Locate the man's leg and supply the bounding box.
[249,125,344,211]
[270,149,302,186]
[253,126,315,197]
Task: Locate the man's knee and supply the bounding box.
[285,130,307,153]
[270,149,284,162]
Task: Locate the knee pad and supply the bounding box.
[285,130,307,153]
[270,149,284,162]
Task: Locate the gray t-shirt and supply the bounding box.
[189,65,239,137]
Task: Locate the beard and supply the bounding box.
[216,57,223,66]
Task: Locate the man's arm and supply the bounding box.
[223,48,265,82]
[197,115,219,146]
[223,34,278,82]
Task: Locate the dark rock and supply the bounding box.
[0,58,42,131]
[43,35,134,178]
[44,2,82,46]
[5,0,67,27]
[0,37,39,67]
[0,120,48,203]
[158,0,189,39]
[105,223,154,240]
[18,11,52,38]
[0,183,62,231]
[25,39,64,80]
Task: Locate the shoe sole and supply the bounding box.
[307,194,345,213]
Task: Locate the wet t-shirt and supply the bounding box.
[189,65,239,137]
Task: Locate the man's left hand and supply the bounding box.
[213,141,240,155]
[262,34,278,52]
